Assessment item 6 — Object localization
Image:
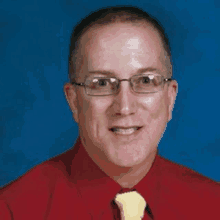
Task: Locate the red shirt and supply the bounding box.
[0,137,219,219]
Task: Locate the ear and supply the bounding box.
[64,83,79,123]
[167,80,178,121]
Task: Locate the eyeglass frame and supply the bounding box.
[71,73,173,96]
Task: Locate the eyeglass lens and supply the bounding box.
[85,74,164,96]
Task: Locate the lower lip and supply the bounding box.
[109,127,143,141]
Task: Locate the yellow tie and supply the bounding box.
[114,191,147,220]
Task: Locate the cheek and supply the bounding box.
[142,95,168,145]
[78,94,111,125]
[142,94,168,121]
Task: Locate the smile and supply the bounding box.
[110,127,143,135]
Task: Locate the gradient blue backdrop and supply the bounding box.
[0,0,220,187]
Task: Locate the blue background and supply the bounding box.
[0,0,220,187]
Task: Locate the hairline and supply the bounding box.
[69,14,172,83]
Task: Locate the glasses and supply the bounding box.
[71,73,172,96]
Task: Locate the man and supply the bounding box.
[0,6,219,220]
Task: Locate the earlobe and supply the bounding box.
[72,110,79,124]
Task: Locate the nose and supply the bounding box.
[112,81,137,116]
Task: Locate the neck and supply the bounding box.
[112,150,157,188]
[84,142,157,189]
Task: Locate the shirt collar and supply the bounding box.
[70,137,162,217]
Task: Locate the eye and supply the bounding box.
[138,75,161,86]
[97,79,108,86]
[136,76,152,86]
[140,76,150,84]
[89,78,111,90]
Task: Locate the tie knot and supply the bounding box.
[114,191,147,220]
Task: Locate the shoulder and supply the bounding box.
[157,155,220,192]
[156,155,220,218]
[0,148,76,217]
[0,148,76,195]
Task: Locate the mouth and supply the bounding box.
[109,126,143,135]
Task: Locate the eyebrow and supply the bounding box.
[88,67,160,76]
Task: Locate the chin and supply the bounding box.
[114,158,144,168]
[106,141,151,168]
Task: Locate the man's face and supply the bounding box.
[65,23,177,168]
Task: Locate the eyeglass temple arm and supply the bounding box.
[71,82,85,86]
[164,78,173,82]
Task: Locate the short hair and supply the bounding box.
[68,6,172,82]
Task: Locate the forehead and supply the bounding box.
[82,23,163,50]
[79,23,167,76]
[82,22,163,49]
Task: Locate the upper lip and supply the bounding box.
[109,126,143,129]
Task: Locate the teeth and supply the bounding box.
[112,127,138,135]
